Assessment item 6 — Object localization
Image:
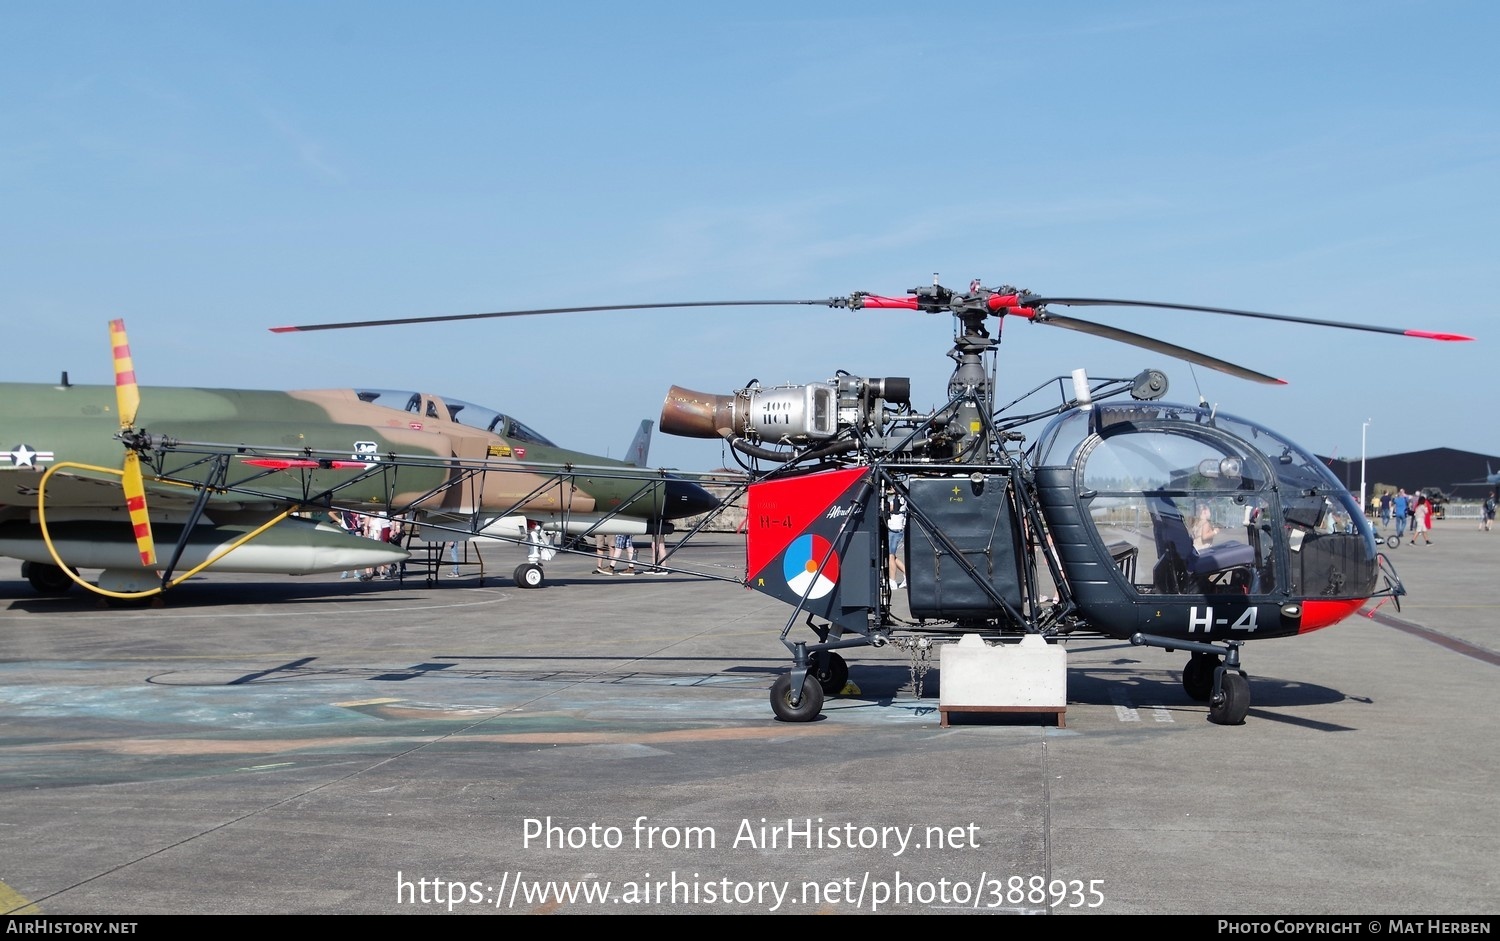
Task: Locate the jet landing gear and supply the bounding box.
[22,561,73,596]
[1131,634,1250,726]
[512,563,545,589]
[512,525,556,589]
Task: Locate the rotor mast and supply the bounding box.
[845,276,1013,462]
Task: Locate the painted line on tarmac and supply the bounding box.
[1365,609,1500,666]
[0,880,41,914]
[1109,689,1178,724]
[7,724,843,757]
[0,592,510,622]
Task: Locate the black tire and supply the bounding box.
[1182,653,1218,702]
[812,652,850,695]
[1208,671,1250,725]
[23,562,73,596]
[1384,534,1400,549]
[513,563,545,589]
[769,673,824,722]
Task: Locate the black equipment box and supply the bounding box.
[905,475,1025,620]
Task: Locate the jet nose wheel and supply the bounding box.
[513,563,545,589]
[22,561,74,597]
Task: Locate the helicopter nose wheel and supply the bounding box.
[1208,670,1250,726]
[1182,652,1219,702]
[1133,633,1252,725]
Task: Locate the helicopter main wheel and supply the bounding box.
[811,652,849,695]
[1182,653,1220,702]
[513,563,545,589]
[1207,671,1250,725]
[23,561,74,597]
[769,673,824,722]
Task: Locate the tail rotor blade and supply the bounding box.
[109,319,156,567]
[109,318,141,429]
[122,451,157,568]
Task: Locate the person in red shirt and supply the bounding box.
[1409,496,1434,546]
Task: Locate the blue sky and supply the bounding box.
[2,1,1495,474]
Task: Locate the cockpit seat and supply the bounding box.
[1149,500,1255,593]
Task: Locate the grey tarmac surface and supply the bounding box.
[0,524,1496,916]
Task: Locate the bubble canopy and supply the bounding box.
[1033,402,1377,601]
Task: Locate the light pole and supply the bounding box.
[1360,419,1371,518]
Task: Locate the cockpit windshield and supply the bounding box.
[354,390,557,447]
[1038,403,1350,497]
[1035,402,1377,599]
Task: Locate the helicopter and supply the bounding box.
[276,280,1472,725]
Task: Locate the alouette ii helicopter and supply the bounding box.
[278,278,1472,725]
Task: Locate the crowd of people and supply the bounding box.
[591,532,667,575]
[330,510,408,580]
[1373,489,1435,544]
[1368,487,1500,545]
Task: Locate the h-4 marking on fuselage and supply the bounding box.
[1188,605,1259,633]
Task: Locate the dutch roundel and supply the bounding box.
[783,534,840,600]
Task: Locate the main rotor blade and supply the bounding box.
[1021,311,1286,385]
[1024,296,1474,342]
[270,300,829,333]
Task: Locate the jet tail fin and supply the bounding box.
[625,420,653,466]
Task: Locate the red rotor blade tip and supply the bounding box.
[1404,330,1474,342]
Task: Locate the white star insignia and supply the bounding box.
[4,444,53,469]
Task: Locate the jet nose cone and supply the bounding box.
[663,477,719,520]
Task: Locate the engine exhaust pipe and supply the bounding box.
[660,385,746,439]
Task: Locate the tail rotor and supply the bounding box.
[109,319,157,568]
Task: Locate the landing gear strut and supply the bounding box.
[770,641,833,722]
[1132,634,1250,726]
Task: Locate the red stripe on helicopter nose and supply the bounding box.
[1299,598,1365,633]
